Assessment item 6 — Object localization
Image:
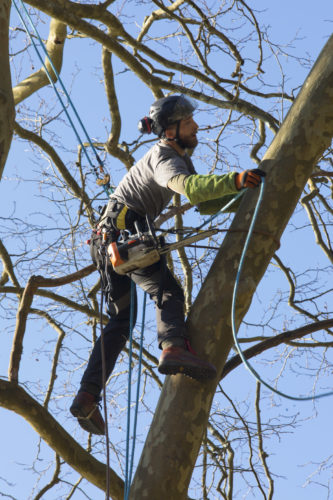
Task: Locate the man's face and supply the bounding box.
[178,115,199,148]
[166,115,199,149]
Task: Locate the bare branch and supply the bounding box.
[13,19,67,104]
[8,275,39,382]
[301,185,333,263]
[0,0,15,180]
[102,46,135,169]
[13,121,95,224]
[0,380,124,499]
[33,453,61,500]
[0,239,20,289]
[255,383,274,500]
[221,319,333,379]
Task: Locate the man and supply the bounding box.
[70,95,265,435]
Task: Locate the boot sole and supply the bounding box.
[70,405,105,435]
[158,362,216,381]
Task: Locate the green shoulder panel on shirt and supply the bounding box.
[184,172,239,205]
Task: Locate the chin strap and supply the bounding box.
[162,121,187,149]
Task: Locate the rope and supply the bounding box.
[13,0,112,197]
[100,283,111,500]
[124,281,136,499]
[129,291,147,485]
[231,178,333,401]
[196,190,245,232]
[124,286,147,500]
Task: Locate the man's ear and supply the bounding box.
[164,125,176,140]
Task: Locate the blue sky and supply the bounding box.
[1,1,332,499]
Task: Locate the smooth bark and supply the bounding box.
[0,0,15,180]
[130,35,333,499]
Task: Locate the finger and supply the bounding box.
[254,168,266,178]
[246,172,261,187]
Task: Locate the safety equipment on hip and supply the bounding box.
[184,172,239,205]
[235,169,266,190]
[138,94,196,137]
[99,199,145,233]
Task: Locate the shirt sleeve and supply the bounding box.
[197,194,242,214]
[167,174,188,194]
[154,156,193,188]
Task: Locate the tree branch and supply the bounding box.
[23,0,280,131]
[221,319,333,379]
[0,380,124,498]
[12,19,67,104]
[102,46,135,169]
[0,238,20,289]
[7,265,95,382]
[13,121,95,224]
[8,275,39,382]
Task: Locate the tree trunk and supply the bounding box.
[130,34,333,499]
[0,0,15,181]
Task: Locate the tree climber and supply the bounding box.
[70,94,265,435]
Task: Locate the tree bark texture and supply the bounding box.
[130,35,333,499]
[0,0,15,180]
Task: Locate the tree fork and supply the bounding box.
[130,35,333,499]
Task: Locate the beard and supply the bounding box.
[177,133,198,149]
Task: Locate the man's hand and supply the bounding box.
[235,169,266,190]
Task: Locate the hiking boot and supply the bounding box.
[158,346,217,381]
[70,391,105,435]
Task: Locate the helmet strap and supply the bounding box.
[163,121,186,149]
[174,120,187,149]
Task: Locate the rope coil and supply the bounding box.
[231,178,333,401]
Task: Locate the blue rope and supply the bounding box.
[13,0,112,197]
[128,291,147,486]
[231,178,333,401]
[124,287,146,499]
[124,280,136,499]
[196,190,244,232]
